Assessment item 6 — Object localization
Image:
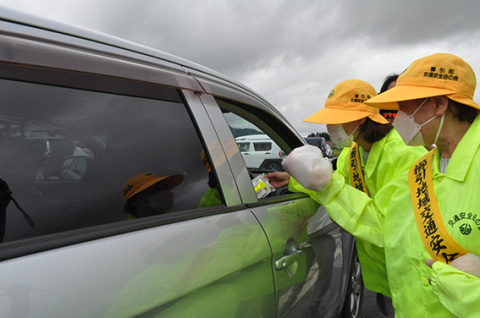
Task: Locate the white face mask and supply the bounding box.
[327,123,359,148]
[393,98,438,146]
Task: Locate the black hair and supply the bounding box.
[380,74,399,94]
[379,74,400,118]
[359,117,393,144]
[447,98,478,123]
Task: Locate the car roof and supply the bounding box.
[0,5,267,103]
[0,6,211,73]
[235,134,272,141]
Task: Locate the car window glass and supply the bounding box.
[0,79,223,243]
[216,98,297,198]
[225,112,285,171]
[236,142,250,152]
[253,142,272,152]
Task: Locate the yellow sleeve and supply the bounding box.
[431,261,480,317]
[289,171,385,247]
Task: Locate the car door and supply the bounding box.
[192,81,355,317]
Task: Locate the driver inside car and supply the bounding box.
[122,173,183,219]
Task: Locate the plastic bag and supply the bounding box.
[252,173,274,198]
[282,145,332,192]
[451,253,480,277]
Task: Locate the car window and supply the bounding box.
[225,111,285,171]
[237,142,250,152]
[253,142,272,152]
[216,98,302,198]
[0,79,224,243]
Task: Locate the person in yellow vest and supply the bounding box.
[282,53,480,317]
[267,79,426,311]
[122,173,183,219]
[377,73,399,316]
[304,79,427,317]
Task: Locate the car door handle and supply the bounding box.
[275,250,302,270]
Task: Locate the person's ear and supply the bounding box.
[358,117,366,125]
[432,96,449,116]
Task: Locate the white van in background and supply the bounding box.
[235,134,286,170]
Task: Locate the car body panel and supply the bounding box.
[0,210,274,317]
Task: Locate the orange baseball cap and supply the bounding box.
[304,79,388,125]
[365,53,480,110]
[122,173,183,201]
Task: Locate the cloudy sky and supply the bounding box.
[3,0,480,135]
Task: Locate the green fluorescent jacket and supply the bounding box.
[336,129,426,297]
[291,116,480,317]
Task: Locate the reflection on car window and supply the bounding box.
[0,79,223,242]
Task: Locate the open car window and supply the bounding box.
[216,98,300,199]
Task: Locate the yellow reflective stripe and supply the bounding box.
[408,150,469,264]
[349,142,370,197]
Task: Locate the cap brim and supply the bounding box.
[304,107,370,124]
[304,107,388,124]
[449,93,480,110]
[365,86,454,110]
[161,174,184,190]
[368,113,389,124]
[127,174,184,201]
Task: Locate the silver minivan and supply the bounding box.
[0,7,362,317]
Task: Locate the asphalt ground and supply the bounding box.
[360,287,395,318]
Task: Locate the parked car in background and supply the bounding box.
[235,134,286,170]
[0,7,362,318]
[304,136,334,158]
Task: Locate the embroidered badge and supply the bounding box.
[459,223,472,236]
[448,212,480,232]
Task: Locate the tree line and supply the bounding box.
[307,132,331,141]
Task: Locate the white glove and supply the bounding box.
[451,253,480,277]
[282,145,332,192]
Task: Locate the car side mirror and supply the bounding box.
[59,157,88,180]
